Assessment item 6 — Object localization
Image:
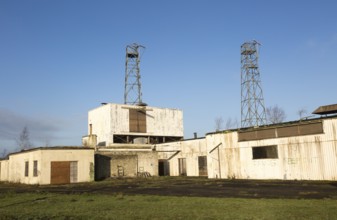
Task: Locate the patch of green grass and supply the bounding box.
[0,192,336,219]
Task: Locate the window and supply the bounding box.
[25,161,29,177]
[70,161,78,183]
[252,145,278,159]
[33,160,38,177]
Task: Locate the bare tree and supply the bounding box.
[214,117,224,131]
[297,107,307,119]
[225,117,239,130]
[17,126,32,150]
[266,105,286,124]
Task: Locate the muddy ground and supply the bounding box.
[1,177,337,199]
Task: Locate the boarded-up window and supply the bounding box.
[277,126,299,138]
[70,161,78,183]
[257,129,276,139]
[33,160,38,177]
[178,158,187,176]
[299,123,323,135]
[252,145,278,159]
[239,121,323,141]
[25,161,29,177]
[198,156,208,176]
[129,109,146,133]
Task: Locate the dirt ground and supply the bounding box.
[1,177,337,199]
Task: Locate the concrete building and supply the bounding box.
[82,103,183,147]
[206,115,337,181]
[4,101,335,184]
[95,150,158,179]
[82,103,184,179]
[156,138,207,177]
[0,147,94,184]
[82,102,337,181]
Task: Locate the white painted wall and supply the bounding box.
[0,160,9,182]
[157,138,207,176]
[88,103,184,146]
[7,148,94,185]
[206,118,337,181]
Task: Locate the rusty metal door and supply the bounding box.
[50,161,70,184]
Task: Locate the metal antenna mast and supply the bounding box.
[124,43,145,105]
[240,40,267,127]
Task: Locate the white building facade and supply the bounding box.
[206,117,337,181]
[0,147,94,185]
[83,103,183,147]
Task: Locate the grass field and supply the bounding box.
[0,191,336,220]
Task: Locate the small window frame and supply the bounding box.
[33,160,38,177]
[252,145,278,160]
[24,161,29,177]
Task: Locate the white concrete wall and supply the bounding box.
[88,105,114,146]
[40,149,95,184]
[88,103,183,146]
[7,148,94,185]
[157,138,207,176]
[96,150,158,178]
[206,118,337,181]
[0,160,9,182]
[137,152,158,176]
[8,150,42,184]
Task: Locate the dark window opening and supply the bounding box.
[25,161,29,177]
[33,160,38,177]
[113,135,182,144]
[98,141,106,146]
[252,145,278,159]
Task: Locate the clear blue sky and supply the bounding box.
[1,0,337,152]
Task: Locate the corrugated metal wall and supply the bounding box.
[207,117,337,181]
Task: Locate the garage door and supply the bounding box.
[51,162,70,184]
[50,161,78,184]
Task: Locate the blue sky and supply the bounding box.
[1,0,337,152]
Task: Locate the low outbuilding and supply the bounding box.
[0,147,94,185]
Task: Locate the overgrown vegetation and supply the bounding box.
[0,192,336,219]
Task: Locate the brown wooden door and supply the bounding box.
[51,161,70,184]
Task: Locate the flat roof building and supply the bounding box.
[83,103,183,147]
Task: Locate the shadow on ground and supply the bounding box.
[1,177,336,199]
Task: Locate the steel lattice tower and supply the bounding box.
[124,43,145,105]
[241,40,267,128]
